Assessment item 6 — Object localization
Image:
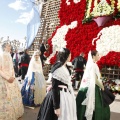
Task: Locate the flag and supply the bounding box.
[26,3,41,48]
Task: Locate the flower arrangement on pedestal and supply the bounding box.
[91,0,114,17]
[82,0,119,26]
[102,77,120,94]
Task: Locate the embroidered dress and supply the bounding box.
[21,51,46,106]
[76,51,110,120]
[37,65,77,120]
[21,72,46,106]
[0,52,24,120]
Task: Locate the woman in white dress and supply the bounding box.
[21,50,46,107]
[0,42,24,120]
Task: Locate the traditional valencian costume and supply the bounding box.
[37,48,77,120]
[76,51,110,120]
[21,51,46,107]
[0,44,24,120]
[38,63,77,120]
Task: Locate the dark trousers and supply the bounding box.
[21,66,28,80]
[72,71,84,88]
[14,62,18,77]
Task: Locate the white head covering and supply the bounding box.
[79,51,96,120]
[25,50,43,81]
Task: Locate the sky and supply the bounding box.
[0,0,34,42]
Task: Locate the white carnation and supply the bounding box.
[92,25,120,56]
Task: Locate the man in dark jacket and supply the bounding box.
[20,49,30,81]
[72,52,86,89]
[40,41,46,56]
[40,41,47,66]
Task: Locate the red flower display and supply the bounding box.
[46,0,120,69]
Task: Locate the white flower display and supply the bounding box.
[115,79,120,85]
[66,0,81,5]
[73,0,81,4]
[92,25,120,56]
[46,21,78,64]
[66,0,71,5]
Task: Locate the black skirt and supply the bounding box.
[37,90,58,120]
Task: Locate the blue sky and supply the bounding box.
[0,0,33,41]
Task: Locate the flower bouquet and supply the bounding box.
[102,77,120,94]
[83,0,114,26]
[91,0,113,26]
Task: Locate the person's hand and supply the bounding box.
[47,85,52,92]
[54,108,60,117]
[8,77,15,83]
[28,81,30,85]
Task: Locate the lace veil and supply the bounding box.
[79,51,96,120]
[25,50,43,81]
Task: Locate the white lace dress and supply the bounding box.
[0,52,24,120]
[52,66,77,120]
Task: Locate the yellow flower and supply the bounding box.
[91,0,114,17]
[117,0,120,11]
[117,6,120,9]
[111,5,114,7]
[111,1,115,4]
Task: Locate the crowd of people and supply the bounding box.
[0,41,113,120]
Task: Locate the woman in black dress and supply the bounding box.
[37,48,77,120]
